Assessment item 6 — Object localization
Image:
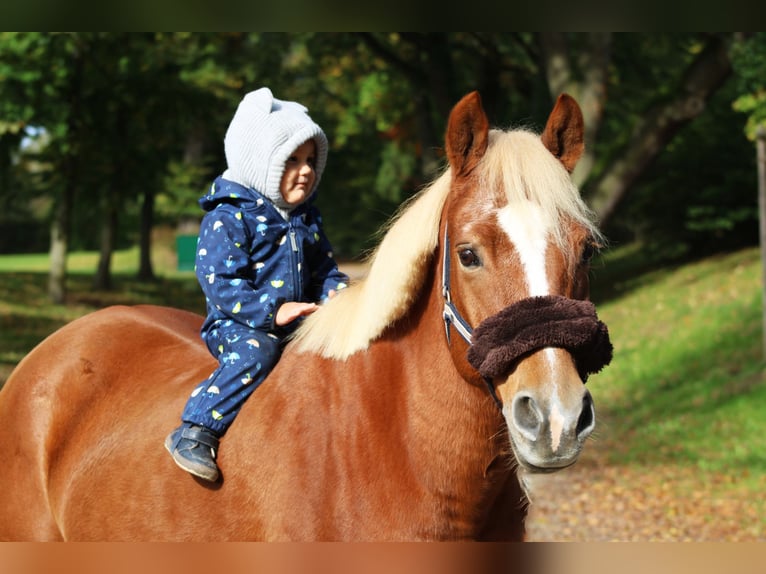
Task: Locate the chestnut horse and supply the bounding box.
[0,91,609,541]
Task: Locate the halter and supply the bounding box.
[441,225,503,409]
[442,225,475,346]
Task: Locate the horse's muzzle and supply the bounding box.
[467,296,610,471]
[508,383,596,472]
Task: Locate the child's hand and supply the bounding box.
[275,302,319,326]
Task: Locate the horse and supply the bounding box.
[0,90,611,541]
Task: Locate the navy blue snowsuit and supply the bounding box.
[181,176,348,435]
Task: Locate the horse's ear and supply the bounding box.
[541,94,584,173]
[445,91,489,177]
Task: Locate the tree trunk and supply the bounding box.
[94,105,128,291]
[93,189,118,291]
[757,126,766,360]
[137,188,156,282]
[47,197,70,304]
[48,38,83,304]
[584,34,734,227]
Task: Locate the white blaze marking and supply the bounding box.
[497,202,551,297]
[498,202,566,451]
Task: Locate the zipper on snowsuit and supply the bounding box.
[287,224,302,300]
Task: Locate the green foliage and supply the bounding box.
[604,65,758,261]
[731,33,766,140]
[1,33,764,263]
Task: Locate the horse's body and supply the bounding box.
[0,92,607,541]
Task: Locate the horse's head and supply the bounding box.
[441,91,610,472]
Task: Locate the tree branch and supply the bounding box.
[584,34,735,227]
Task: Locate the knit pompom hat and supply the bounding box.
[222,87,328,213]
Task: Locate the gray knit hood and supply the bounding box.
[221,87,328,216]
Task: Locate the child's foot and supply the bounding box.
[165,424,220,482]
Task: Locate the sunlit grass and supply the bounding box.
[589,245,766,488]
[0,244,202,386]
[0,244,192,276]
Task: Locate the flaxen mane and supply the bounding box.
[291,128,601,360]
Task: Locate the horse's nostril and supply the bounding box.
[512,394,542,440]
[576,391,595,437]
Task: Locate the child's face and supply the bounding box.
[280,139,317,206]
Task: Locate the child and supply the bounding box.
[165,87,348,482]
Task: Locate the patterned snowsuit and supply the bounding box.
[181,176,348,435]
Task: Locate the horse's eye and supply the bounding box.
[581,242,597,264]
[458,248,481,268]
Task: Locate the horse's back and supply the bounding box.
[0,305,211,541]
[0,303,356,541]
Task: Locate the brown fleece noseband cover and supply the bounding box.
[466,295,613,382]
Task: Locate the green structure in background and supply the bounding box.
[176,235,197,272]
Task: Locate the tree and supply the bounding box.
[731,33,766,141]
[2,33,762,299]
[583,34,738,228]
[730,33,766,359]
[0,34,90,303]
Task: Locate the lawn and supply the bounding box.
[587,244,766,494]
[0,245,204,386]
[558,243,766,538]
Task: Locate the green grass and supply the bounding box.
[0,247,151,274]
[0,245,204,386]
[589,245,766,486]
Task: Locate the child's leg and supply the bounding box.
[167,328,281,481]
[181,328,282,435]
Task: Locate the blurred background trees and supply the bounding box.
[0,32,762,302]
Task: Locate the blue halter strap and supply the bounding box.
[441,225,502,410]
[442,225,475,346]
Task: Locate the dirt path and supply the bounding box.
[523,446,765,542]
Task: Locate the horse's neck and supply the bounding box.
[372,277,508,490]
[250,279,512,537]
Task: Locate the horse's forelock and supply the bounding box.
[480,129,602,248]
